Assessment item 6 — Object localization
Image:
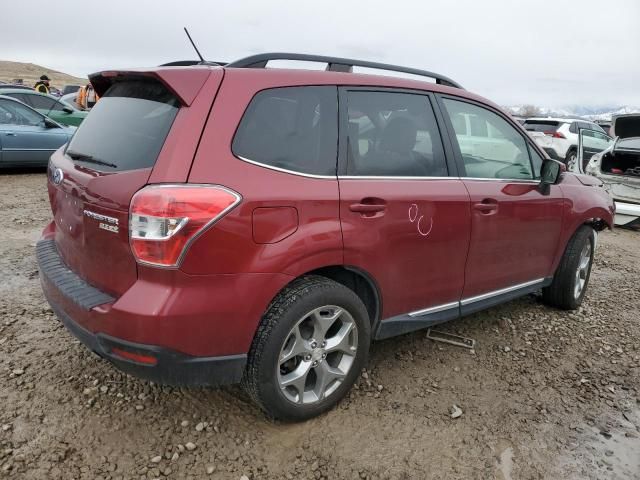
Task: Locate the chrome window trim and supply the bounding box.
[2,148,57,152]
[408,301,459,317]
[337,176,539,183]
[234,155,336,179]
[235,157,542,184]
[460,278,545,306]
[338,175,452,181]
[461,177,540,184]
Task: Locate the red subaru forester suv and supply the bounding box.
[38,54,614,421]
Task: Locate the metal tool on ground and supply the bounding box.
[427,329,476,349]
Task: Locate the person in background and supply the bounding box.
[76,83,99,110]
[34,75,50,94]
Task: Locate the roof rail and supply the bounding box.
[225,53,463,89]
[159,60,227,67]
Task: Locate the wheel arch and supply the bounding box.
[265,265,382,331]
[306,265,382,330]
[550,213,610,277]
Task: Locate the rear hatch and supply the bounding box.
[523,120,563,147]
[47,67,221,296]
[611,114,640,139]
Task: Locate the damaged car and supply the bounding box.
[577,114,640,227]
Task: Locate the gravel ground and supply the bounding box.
[1,171,639,480]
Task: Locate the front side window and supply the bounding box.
[442,98,533,180]
[232,86,337,176]
[345,91,447,177]
[582,122,606,135]
[0,99,43,126]
[528,145,544,179]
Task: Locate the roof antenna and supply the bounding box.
[184,27,205,63]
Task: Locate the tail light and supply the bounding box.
[544,131,566,139]
[129,184,241,267]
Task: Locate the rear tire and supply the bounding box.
[542,226,595,310]
[243,275,371,422]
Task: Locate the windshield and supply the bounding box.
[65,79,180,171]
[616,137,640,151]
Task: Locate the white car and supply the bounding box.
[523,117,607,168]
[577,114,640,227]
[60,92,81,110]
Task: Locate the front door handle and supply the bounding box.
[6,132,16,136]
[350,204,386,213]
[473,199,498,215]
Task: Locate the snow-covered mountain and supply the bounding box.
[503,105,640,120]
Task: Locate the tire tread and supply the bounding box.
[242,275,368,420]
[542,225,593,310]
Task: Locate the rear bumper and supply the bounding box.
[37,235,292,386]
[46,295,246,386]
[614,201,640,226]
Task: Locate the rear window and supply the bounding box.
[232,86,337,176]
[523,120,562,132]
[65,78,179,172]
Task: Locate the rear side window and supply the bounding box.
[524,120,561,133]
[232,86,337,176]
[345,91,447,177]
[65,78,179,172]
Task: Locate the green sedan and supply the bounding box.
[0,88,88,127]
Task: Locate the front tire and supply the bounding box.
[542,226,595,310]
[565,148,577,171]
[243,275,371,421]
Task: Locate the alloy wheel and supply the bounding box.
[277,305,358,405]
[574,242,592,299]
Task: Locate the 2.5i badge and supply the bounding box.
[83,210,119,233]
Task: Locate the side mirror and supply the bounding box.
[62,106,73,114]
[43,118,60,129]
[538,159,564,195]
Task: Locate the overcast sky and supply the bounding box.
[1,0,639,108]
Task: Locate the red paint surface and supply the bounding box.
[339,179,470,319]
[461,180,564,298]
[252,207,299,244]
[41,66,615,359]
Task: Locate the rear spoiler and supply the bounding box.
[89,66,218,106]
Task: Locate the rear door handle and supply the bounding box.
[349,198,387,217]
[473,199,498,214]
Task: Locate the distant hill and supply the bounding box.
[0,60,86,88]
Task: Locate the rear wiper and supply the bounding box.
[66,150,117,168]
